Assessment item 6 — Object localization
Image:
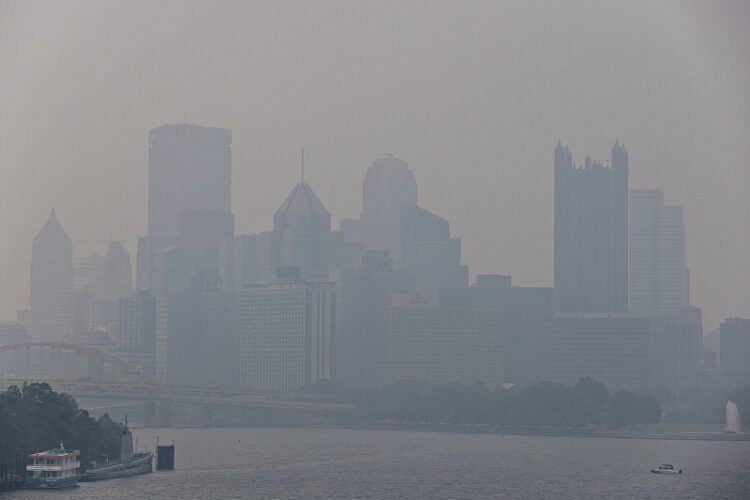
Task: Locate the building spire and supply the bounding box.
[300,146,305,184]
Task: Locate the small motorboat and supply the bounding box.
[651,464,682,474]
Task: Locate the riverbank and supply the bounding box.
[135,420,750,442]
[353,421,750,441]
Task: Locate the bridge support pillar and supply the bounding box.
[201,406,213,427]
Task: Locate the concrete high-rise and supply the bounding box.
[554,141,629,313]
[719,317,750,370]
[147,124,231,238]
[629,189,688,318]
[29,210,74,341]
[239,280,335,393]
[374,294,503,388]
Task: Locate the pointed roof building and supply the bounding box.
[30,210,74,341]
[33,209,72,248]
[274,182,331,231]
[269,181,341,281]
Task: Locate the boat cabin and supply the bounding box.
[25,447,80,488]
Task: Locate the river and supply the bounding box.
[8,427,750,499]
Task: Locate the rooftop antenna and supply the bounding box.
[300,146,305,184]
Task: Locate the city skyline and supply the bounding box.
[1,3,749,497]
[8,131,747,332]
[2,1,749,332]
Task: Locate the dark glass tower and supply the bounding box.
[148,124,231,238]
[554,141,628,313]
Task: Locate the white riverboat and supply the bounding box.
[25,444,80,489]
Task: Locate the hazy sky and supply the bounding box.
[1,0,748,330]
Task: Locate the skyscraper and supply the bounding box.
[29,210,74,341]
[139,124,231,291]
[270,181,343,281]
[629,189,688,318]
[359,154,418,264]
[91,241,133,301]
[554,141,628,313]
[147,124,231,238]
[400,203,468,303]
[719,317,750,370]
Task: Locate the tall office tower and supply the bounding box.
[239,281,335,393]
[360,154,418,264]
[629,189,688,318]
[338,250,416,389]
[147,124,231,238]
[140,124,231,292]
[554,141,629,313]
[719,317,750,370]
[271,182,343,281]
[179,209,235,291]
[116,291,156,378]
[374,294,503,388]
[30,210,74,341]
[400,203,468,304]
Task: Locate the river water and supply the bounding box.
[8,427,750,499]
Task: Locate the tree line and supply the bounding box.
[0,383,123,466]
[355,377,661,428]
